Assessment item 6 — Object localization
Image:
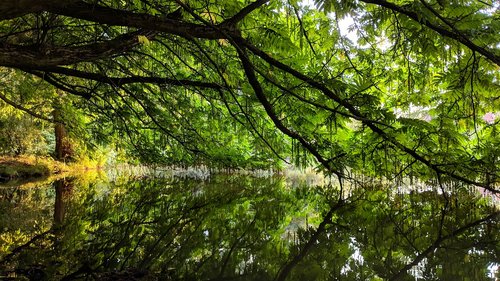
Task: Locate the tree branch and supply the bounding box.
[0,0,74,20]
[359,0,500,67]
[0,91,56,123]
[0,30,156,68]
[25,70,92,99]
[221,0,269,27]
[44,1,234,40]
[30,66,224,89]
[235,42,342,176]
[238,38,499,192]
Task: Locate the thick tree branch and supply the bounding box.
[0,0,75,20]
[0,30,155,68]
[44,1,234,40]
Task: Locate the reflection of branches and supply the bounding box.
[389,210,500,281]
[386,205,421,254]
[0,230,52,266]
[274,201,345,281]
[219,215,258,278]
[139,195,236,269]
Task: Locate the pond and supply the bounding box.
[0,168,499,280]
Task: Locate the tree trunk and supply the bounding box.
[53,179,65,225]
[53,108,66,160]
[53,178,73,226]
[53,106,72,161]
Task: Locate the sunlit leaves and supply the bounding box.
[0,0,498,185]
[137,35,150,45]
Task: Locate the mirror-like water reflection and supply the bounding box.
[0,173,498,280]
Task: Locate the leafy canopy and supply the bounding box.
[0,0,499,191]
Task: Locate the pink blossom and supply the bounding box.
[482,112,496,124]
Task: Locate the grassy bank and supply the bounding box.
[0,156,102,181]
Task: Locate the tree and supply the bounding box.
[0,0,498,191]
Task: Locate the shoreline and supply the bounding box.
[0,155,102,182]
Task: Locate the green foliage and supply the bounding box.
[0,0,498,182]
[0,160,50,180]
[0,175,497,280]
[0,112,51,156]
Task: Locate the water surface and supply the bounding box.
[0,171,498,280]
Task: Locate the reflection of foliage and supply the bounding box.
[0,185,54,256]
[0,172,103,261]
[327,187,499,281]
[1,176,498,280]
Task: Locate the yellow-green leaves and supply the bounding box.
[137,35,150,45]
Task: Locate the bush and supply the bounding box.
[0,114,51,156]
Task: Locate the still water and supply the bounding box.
[0,168,498,280]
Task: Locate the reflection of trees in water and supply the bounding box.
[0,178,74,279]
[0,175,498,280]
[53,178,74,226]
